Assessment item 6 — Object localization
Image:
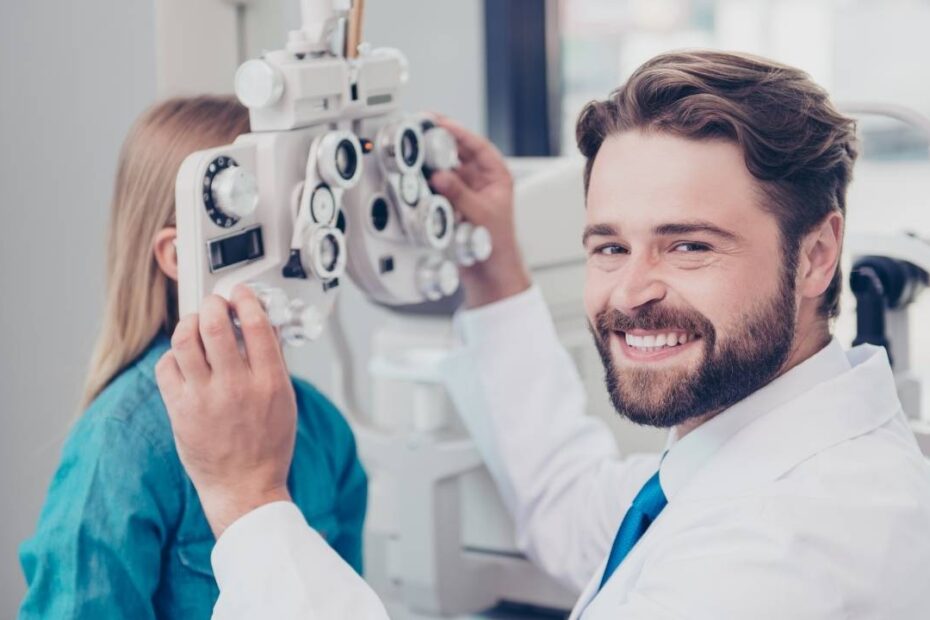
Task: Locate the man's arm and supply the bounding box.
[429,120,661,591]
[211,502,388,619]
[443,286,661,591]
[156,287,389,618]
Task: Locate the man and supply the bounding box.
[156,51,930,618]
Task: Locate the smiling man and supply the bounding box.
[156,51,930,619]
[584,131,827,434]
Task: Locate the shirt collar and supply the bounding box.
[659,338,851,500]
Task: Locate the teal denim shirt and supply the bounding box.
[18,334,367,619]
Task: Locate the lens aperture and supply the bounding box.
[335,139,358,180]
[401,129,419,168]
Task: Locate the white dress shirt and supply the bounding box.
[210,286,930,619]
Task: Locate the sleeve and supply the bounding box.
[442,286,663,592]
[211,502,390,620]
[18,415,180,619]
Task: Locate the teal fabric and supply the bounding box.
[18,334,367,619]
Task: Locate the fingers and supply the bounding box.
[199,294,243,374]
[434,115,508,176]
[230,284,284,376]
[433,115,489,161]
[155,351,184,404]
[429,168,470,201]
[429,170,482,222]
[171,314,210,382]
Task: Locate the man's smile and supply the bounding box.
[611,329,703,363]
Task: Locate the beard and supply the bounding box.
[590,273,797,428]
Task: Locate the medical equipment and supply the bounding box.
[175,0,491,344]
[847,234,930,452]
[350,158,627,619]
[168,3,930,616]
[841,103,930,454]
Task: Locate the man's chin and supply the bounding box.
[604,356,714,428]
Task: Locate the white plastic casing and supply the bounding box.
[175,128,340,342]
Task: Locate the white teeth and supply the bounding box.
[623,331,694,351]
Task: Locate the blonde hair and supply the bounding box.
[82,96,250,408]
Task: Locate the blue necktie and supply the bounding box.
[598,470,668,590]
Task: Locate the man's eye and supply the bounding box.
[672,242,711,253]
[595,244,627,256]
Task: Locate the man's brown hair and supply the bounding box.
[576,50,858,319]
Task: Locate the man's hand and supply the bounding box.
[430,115,532,308]
[155,284,297,538]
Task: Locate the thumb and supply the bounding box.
[429,170,480,220]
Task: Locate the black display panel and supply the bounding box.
[208,226,264,272]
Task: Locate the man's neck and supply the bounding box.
[674,322,832,440]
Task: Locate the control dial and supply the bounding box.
[416,256,460,301]
[203,157,259,227]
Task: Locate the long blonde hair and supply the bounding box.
[82,96,250,408]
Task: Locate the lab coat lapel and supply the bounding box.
[570,345,901,618]
[568,561,605,620]
[677,344,901,501]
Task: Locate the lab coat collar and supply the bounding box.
[572,341,901,618]
[660,338,852,501]
[670,341,901,502]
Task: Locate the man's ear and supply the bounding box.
[797,211,843,302]
[153,227,178,282]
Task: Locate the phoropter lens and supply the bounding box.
[335,139,358,180]
[401,129,419,168]
[319,234,339,272]
[430,206,448,241]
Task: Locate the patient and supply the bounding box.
[18,96,367,619]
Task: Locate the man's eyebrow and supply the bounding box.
[582,223,618,246]
[652,220,743,242]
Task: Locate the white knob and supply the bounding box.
[250,284,291,328]
[400,173,420,205]
[299,305,326,341]
[417,257,460,301]
[213,166,259,219]
[423,127,459,171]
[452,222,492,266]
[310,185,336,224]
[235,59,284,109]
[469,225,493,263]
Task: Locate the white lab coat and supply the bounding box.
[210,286,930,619]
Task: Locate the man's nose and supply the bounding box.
[608,253,667,313]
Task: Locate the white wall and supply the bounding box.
[0,1,157,614]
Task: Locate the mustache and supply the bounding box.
[593,304,715,342]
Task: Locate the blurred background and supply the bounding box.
[2,0,930,615]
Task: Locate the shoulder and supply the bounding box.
[290,376,360,473]
[291,376,354,441]
[69,346,181,488]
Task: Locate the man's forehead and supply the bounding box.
[585,131,766,230]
